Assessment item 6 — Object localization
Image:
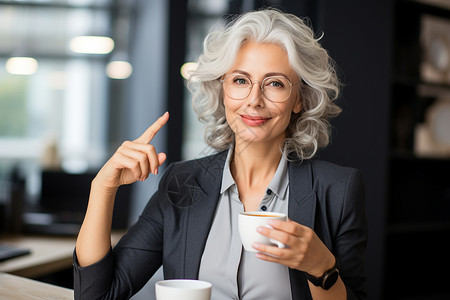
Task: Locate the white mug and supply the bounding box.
[155,279,212,300]
[238,211,287,252]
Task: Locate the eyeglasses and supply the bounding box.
[220,73,301,103]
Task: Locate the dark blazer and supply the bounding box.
[73,150,367,300]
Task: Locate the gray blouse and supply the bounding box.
[198,148,292,300]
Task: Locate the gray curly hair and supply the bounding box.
[187,8,342,160]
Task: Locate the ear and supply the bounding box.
[293,94,302,114]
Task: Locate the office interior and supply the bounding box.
[0,0,449,299]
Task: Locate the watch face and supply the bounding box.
[323,269,339,290]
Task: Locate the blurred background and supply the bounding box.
[0,0,449,299]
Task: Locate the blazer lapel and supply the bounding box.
[183,151,227,279]
[288,160,317,229]
[288,160,317,300]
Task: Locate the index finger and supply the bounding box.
[135,112,169,144]
[268,219,305,237]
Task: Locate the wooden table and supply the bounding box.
[0,231,125,278]
[0,272,74,299]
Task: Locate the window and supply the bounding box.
[0,0,130,201]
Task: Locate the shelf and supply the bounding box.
[389,151,450,162]
[387,221,450,234]
[417,82,450,98]
[393,77,450,91]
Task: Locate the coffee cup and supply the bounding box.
[238,211,287,252]
[155,279,212,300]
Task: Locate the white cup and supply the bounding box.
[238,211,287,252]
[155,279,212,300]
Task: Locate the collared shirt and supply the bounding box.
[198,148,292,300]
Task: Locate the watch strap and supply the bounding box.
[305,260,340,290]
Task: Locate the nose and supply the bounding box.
[246,80,265,107]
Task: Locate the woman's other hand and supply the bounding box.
[75,112,169,267]
[95,112,169,189]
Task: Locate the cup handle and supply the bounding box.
[269,238,286,248]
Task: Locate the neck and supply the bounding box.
[231,139,283,188]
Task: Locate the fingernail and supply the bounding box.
[257,226,264,233]
[153,168,158,175]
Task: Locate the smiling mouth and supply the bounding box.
[240,114,271,126]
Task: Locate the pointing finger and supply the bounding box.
[135,112,169,144]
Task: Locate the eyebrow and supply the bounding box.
[229,70,290,79]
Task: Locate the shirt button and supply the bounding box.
[266,189,272,195]
[261,205,267,211]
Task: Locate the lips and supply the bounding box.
[240,114,271,126]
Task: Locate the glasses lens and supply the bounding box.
[223,74,252,100]
[222,74,293,102]
[262,76,292,102]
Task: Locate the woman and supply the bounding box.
[74,8,367,300]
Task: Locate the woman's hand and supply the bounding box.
[95,112,169,189]
[252,219,335,277]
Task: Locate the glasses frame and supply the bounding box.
[220,73,301,103]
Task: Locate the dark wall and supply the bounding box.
[316,2,392,300]
[166,0,188,164]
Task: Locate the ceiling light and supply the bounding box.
[69,36,114,54]
[180,62,198,80]
[6,57,39,75]
[106,61,133,79]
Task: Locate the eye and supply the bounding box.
[265,78,286,88]
[233,76,250,86]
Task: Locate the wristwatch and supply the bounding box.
[305,260,340,290]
